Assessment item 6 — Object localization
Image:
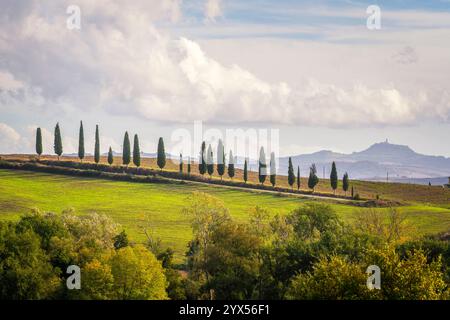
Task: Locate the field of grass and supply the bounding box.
[1,169,449,262]
[3,154,450,207]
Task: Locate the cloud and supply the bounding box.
[204,0,222,22]
[0,0,449,131]
[0,122,23,153]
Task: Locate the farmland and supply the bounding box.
[1,167,449,262]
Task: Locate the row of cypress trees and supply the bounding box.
[35,123,351,195]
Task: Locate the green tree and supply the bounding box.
[187,157,191,176]
[108,147,114,166]
[0,223,60,299]
[228,150,235,180]
[270,152,276,187]
[179,154,183,174]
[78,121,84,162]
[157,137,166,171]
[110,245,168,300]
[113,230,129,249]
[243,159,248,184]
[258,147,267,185]
[217,139,225,180]
[54,122,63,160]
[36,127,43,158]
[343,172,349,196]
[94,125,100,164]
[199,141,206,176]
[206,144,214,178]
[288,157,295,189]
[330,161,338,195]
[133,134,141,168]
[308,164,319,192]
[122,132,131,167]
[297,166,301,190]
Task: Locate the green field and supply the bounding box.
[1,169,450,262]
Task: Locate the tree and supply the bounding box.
[308,164,319,192]
[36,127,43,158]
[157,137,166,171]
[217,139,225,180]
[113,230,129,249]
[243,159,248,184]
[270,152,276,187]
[351,186,354,198]
[54,123,63,160]
[110,245,168,300]
[258,147,267,185]
[206,144,214,178]
[330,161,338,195]
[0,223,60,299]
[179,154,183,174]
[343,172,349,196]
[133,134,141,167]
[288,157,295,189]
[228,151,235,180]
[199,141,206,176]
[108,147,114,165]
[78,121,84,162]
[94,124,100,164]
[187,157,191,176]
[122,132,130,167]
[297,166,301,191]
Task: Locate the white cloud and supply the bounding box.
[0,0,449,132]
[0,122,23,153]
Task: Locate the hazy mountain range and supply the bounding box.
[276,141,450,183]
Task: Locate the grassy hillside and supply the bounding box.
[1,169,449,262]
[3,154,449,207]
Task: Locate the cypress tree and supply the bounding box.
[228,150,235,180]
[351,185,354,198]
[330,161,338,195]
[36,127,42,158]
[199,141,206,176]
[94,124,100,164]
[122,131,130,167]
[133,134,141,167]
[179,154,183,174]
[157,137,166,171]
[258,147,266,185]
[108,147,114,165]
[270,152,276,187]
[187,157,191,176]
[78,121,84,162]
[206,144,214,178]
[297,166,301,190]
[288,157,295,189]
[54,123,63,160]
[243,159,248,184]
[308,164,319,192]
[343,172,349,196]
[217,139,225,180]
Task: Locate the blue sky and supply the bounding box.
[0,0,449,159]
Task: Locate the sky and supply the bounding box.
[0,0,449,159]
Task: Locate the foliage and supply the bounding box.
[54,123,63,160]
[157,137,166,170]
[36,127,43,157]
[133,134,141,168]
[288,157,295,188]
[94,125,100,164]
[122,132,130,166]
[78,121,84,161]
[330,161,338,194]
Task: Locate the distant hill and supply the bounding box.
[277,141,450,180]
